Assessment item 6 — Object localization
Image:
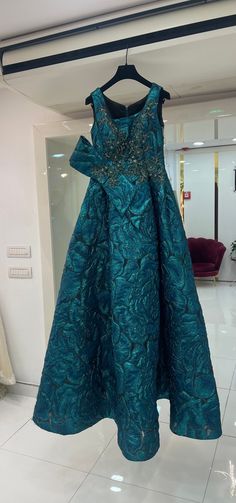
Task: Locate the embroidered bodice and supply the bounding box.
[70,83,167,190]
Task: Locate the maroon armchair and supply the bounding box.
[187,237,226,279]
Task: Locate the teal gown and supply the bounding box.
[32,83,222,461]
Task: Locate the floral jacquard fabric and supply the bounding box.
[32,83,222,461]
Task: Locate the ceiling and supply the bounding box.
[0,0,162,41]
[2,27,236,124]
[0,0,235,125]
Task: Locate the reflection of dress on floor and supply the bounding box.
[32,83,222,461]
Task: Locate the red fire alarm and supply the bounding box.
[183,191,191,200]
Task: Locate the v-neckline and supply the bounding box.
[97,83,157,132]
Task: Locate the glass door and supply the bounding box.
[46,135,89,295]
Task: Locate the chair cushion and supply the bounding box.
[193,262,216,273]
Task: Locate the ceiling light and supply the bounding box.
[217,114,232,118]
[61,173,68,178]
[111,474,123,481]
[232,138,236,142]
[51,153,65,158]
[209,109,224,114]
[193,141,204,146]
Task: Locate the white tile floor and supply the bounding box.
[0,281,236,503]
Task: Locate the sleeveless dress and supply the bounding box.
[32,83,222,462]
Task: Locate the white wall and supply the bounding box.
[0,86,68,387]
[183,152,215,239]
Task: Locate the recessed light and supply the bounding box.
[61,173,68,178]
[110,487,122,493]
[193,141,204,146]
[232,138,236,142]
[51,153,65,158]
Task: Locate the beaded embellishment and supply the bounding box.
[90,85,166,187]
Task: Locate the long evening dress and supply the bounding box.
[32,82,222,461]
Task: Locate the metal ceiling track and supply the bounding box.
[1,0,235,75]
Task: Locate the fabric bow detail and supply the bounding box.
[69,135,142,220]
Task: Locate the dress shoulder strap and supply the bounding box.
[147,83,165,128]
[89,88,103,122]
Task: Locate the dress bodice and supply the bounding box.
[69,83,167,194]
[89,83,164,153]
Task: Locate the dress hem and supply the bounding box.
[31,413,113,436]
[169,424,222,441]
[32,411,222,442]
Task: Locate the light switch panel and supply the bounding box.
[8,267,32,279]
[7,246,31,258]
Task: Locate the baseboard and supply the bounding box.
[8,381,38,398]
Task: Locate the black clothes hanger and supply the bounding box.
[85,47,170,105]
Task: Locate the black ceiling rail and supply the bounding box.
[0,2,235,75]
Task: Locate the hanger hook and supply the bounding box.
[125,46,128,65]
